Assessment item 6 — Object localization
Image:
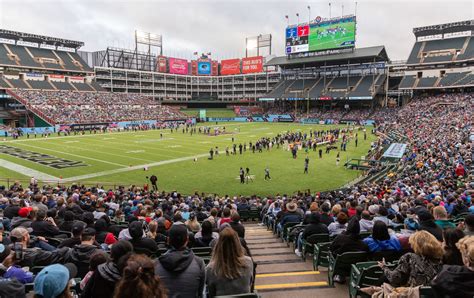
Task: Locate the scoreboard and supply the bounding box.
[286,25,310,53]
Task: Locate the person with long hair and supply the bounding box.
[432,236,474,297]
[363,221,402,252]
[82,240,133,298]
[114,254,166,298]
[379,230,444,287]
[206,228,253,297]
[442,228,465,266]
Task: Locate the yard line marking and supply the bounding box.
[17,143,127,167]
[126,150,145,154]
[62,153,210,182]
[0,159,59,180]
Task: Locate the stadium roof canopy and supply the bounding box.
[0,29,84,49]
[265,46,389,69]
[413,20,473,38]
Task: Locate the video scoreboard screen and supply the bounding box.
[286,16,356,54]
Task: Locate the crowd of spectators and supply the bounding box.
[13,89,186,125]
[0,92,471,297]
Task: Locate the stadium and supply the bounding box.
[0,1,472,297]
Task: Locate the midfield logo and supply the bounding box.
[0,145,87,169]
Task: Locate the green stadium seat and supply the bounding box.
[328,251,369,286]
[301,233,330,261]
[279,222,300,243]
[313,242,331,271]
[348,261,397,298]
[285,224,307,247]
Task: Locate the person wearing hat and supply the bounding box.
[154,224,205,298]
[277,202,303,234]
[67,228,100,278]
[9,227,71,268]
[34,263,77,298]
[58,222,85,249]
[10,207,34,231]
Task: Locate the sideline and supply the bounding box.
[0,159,59,180]
[61,153,210,182]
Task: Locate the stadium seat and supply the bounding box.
[348,261,397,298]
[328,251,369,286]
[313,241,331,271]
[301,233,330,261]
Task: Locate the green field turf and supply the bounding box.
[0,122,375,196]
[180,108,237,118]
[309,21,355,52]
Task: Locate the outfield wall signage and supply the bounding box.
[0,145,87,169]
[382,143,407,159]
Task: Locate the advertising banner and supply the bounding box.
[220,59,241,75]
[69,76,84,82]
[49,74,64,80]
[198,61,211,75]
[168,58,188,75]
[156,56,168,73]
[242,56,263,74]
[382,143,407,159]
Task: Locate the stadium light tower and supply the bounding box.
[245,34,272,57]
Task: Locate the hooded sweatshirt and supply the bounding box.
[0,278,25,298]
[154,248,205,298]
[69,244,100,278]
[82,262,121,298]
[431,265,474,298]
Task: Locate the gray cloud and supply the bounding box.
[0,0,472,61]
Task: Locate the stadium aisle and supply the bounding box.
[245,222,347,298]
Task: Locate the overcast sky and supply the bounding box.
[0,0,472,61]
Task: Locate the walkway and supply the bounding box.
[245,222,347,298]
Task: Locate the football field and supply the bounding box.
[309,21,356,52]
[0,122,375,196]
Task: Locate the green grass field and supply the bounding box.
[180,109,237,118]
[309,21,355,52]
[0,122,374,196]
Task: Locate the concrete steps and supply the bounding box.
[244,223,347,298]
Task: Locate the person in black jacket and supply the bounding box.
[68,228,101,278]
[9,227,71,268]
[58,211,75,232]
[31,209,61,238]
[295,213,328,256]
[229,212,245,238]
[417,210,443,242]
[432,235,474,298]
[330,217,369,283]
[82,240,133,298]
[58,221,85,248]
[128,221,157,256]
[319,203,334,226]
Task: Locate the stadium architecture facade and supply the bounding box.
[0,18,472,128]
